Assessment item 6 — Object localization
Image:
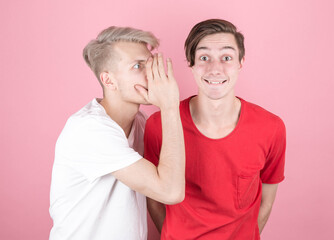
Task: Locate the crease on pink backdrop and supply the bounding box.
[0,0,333,239]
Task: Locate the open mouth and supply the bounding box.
[203,79,227,85]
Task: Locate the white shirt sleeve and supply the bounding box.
[55,115,142,182]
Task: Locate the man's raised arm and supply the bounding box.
[112,53,185,205]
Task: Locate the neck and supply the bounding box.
[191,93,240,121]
[99,95,139,137]
[189,93,241,138]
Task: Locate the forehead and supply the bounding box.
[113,41,152,62]
[196,33,238,52]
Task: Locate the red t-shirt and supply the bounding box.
[144,96,286,240]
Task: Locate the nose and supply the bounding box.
[207,60,223,76]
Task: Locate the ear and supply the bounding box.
[238,57,245,70]
[100,72,117,90]
[190,64,195,73]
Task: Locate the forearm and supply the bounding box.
[130,54,184,204]
[157,107,185,203]
[258,183,278,234]
[257,203,273,234]
[147,197,166,233]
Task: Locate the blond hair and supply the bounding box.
[83,26,159,84]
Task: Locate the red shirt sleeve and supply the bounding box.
[144,112,162,167]
[260,117,286,184]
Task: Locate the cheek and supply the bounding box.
[192,64,206,76]
[132,70,147,83]
[225,63,240,73]
[139,70,147,79]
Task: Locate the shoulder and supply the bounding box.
[179,96,192,111]
[146,111,162,134]
[240,98,286,142]
[147,110,161,123]
[60,100,124,141]
[146,96,191,126]
[134,110,147,128]
[136,110,148,121]
[242,98,285,129]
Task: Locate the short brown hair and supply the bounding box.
[83,26,159,83]
[185,19,245,66]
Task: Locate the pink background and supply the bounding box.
[1,0,333,239]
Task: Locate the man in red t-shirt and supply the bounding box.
[144,19,286,239]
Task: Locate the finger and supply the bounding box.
[157,53,166,79]
[146,57,153,84]
[166,58,175,80]
[134,85,149,102]
[152,53,160,80]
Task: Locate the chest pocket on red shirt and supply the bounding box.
[237,173,260,209]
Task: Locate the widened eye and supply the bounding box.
[223,56,232,61]
[200,56,209,61]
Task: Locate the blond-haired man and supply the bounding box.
[49,26,185,240]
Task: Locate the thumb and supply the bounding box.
[134,84,149,102]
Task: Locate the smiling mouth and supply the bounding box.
[203,79,227,85]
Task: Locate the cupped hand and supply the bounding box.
[135,53,180,111]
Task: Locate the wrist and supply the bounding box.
[160,103,180,115]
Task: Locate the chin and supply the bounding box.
[202,92,230,101]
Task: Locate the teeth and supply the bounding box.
[210,81,221,84]
[204,79,226,84]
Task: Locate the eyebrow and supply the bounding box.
[196,46,236,51]
[130,59,147,65]
[133,53,153,63]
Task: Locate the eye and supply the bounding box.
[133,63,141,69]
[223,56,232,61]
[199,56,209,61]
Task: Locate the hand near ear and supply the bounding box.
[135,53,180,111]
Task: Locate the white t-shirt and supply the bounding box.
[49,99,147,240]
